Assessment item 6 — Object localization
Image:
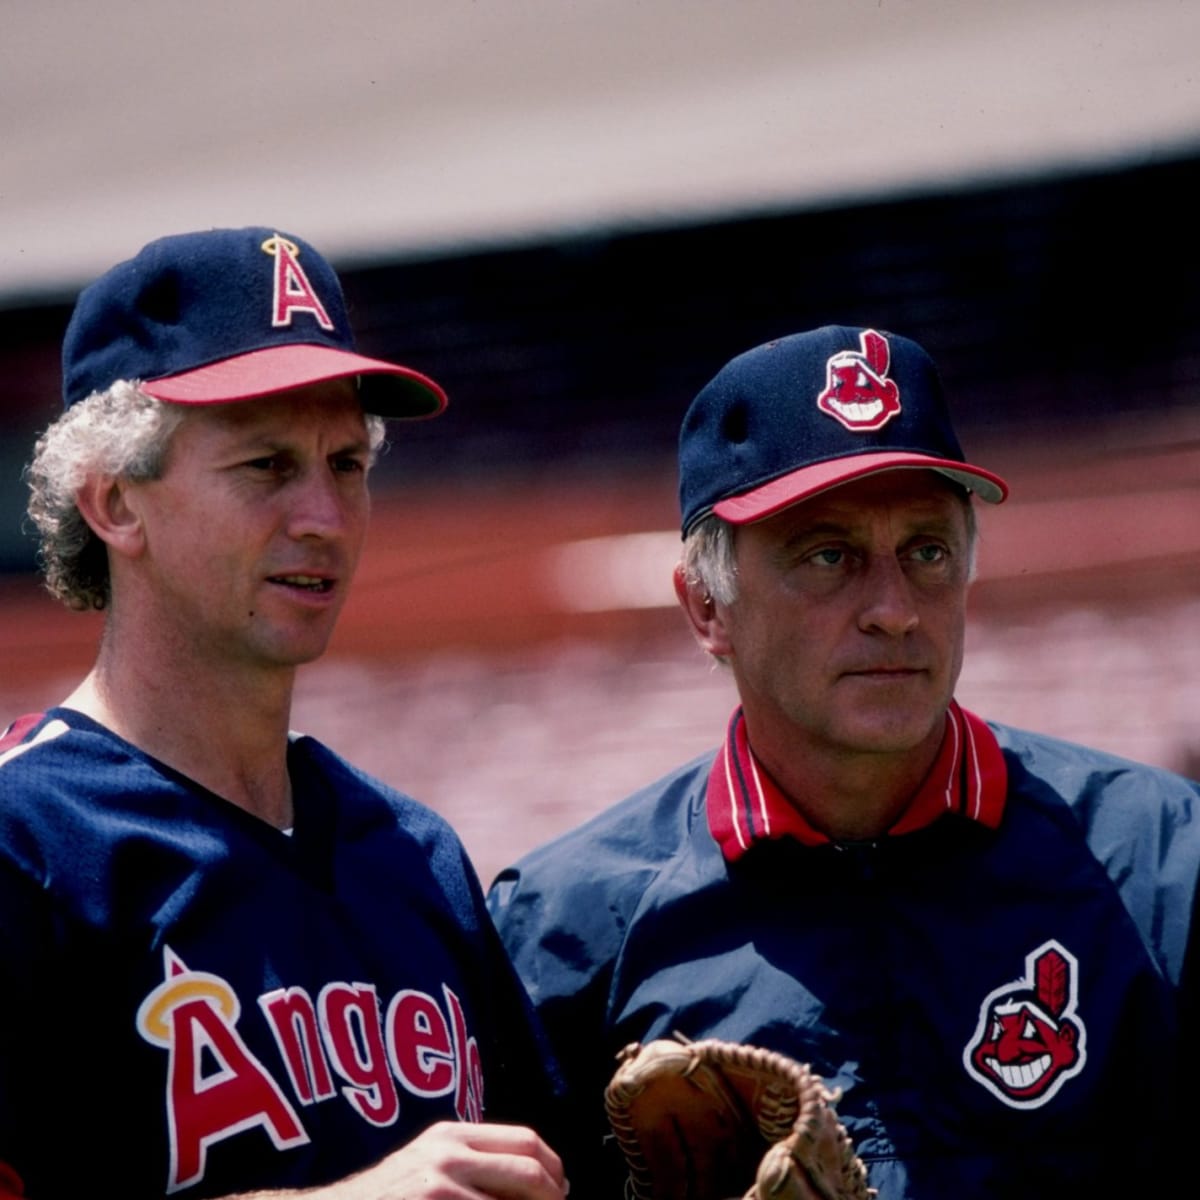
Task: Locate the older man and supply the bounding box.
[489,326,1200,1199]
[0,228,565,1200]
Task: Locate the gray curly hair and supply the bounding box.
[25,381,386,612]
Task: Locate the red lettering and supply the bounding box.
[466,1036,484,1124]
[445,986,484,1123]
[165,997,307,1192]
[259,988,335,1104]
[268,236,333,329]
[319,984,399,1126]
[386,989,456,1097]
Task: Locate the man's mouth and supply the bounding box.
[268,574,334,593]
[845,665,924,680]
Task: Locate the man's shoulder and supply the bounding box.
[511,748,716,878]
[0,711,116,811]
[289,731,431,811]
[287,732,475,861]
[488,749,718,997]
[991,720,1200,811]
[0,711,78,764]
[990,720,1200,874]
[990,721,1200,980]
[488,749,717,941]
[0,712,50,756]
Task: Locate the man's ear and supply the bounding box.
[73,474,146,561]
[673,564,733,659]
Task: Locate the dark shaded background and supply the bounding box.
[6,151,1200,558]
[3,152,1199,882]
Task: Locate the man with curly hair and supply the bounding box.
[0,228,566,1200]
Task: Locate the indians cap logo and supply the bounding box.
[816,329,902,432]
[962,939,1086,1109]
[261,235,334,331]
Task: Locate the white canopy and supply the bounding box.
[3,0,1198,302]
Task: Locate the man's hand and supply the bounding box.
[236,1121,568,1200]
[338,1121,567,1200]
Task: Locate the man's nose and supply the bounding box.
[287,467,350,539]
[857,555,920,635]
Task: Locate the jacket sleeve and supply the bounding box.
[489,855,633,1198]
[487,759,714,1197]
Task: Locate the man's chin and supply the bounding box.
[256,632,339,671]
[835,706,948,757]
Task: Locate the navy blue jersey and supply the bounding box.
[489,716,1200,1199]
[0,709,559,1198]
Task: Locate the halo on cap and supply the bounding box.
[61,226,447,419]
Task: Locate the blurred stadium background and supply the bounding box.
[2,1,1198,883]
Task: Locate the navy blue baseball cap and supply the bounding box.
[61,226,447,417]
[678,326,1007,533]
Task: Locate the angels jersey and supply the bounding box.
[0,709,558,1197]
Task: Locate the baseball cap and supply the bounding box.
[678,325,1007,533]
[61,226,447,418]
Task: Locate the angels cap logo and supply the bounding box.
[962,939,1086,1109]
[816,329,902,432]
[261,235,334,331]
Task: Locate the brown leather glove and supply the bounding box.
[604,1035,874,1200]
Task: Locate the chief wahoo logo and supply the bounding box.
[816,329,902,432]
[962,939,1087,1109]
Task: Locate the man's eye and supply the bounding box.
[912,544,947,563]
[333,456,367,474]
[809,548,845,567]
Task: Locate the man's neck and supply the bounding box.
[744,716,947,842]
[63,633,298,829]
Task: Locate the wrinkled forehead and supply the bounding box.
[159,381,371,467]
[175,378,364,431]
[745,467,973,531]
[725,476,971,575]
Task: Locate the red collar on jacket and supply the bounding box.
[706,701,1007,862]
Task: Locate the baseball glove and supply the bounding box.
[604,1035,873,1200]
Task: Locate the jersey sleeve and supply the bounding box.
[0,854,67,1196]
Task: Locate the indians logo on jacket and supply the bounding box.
[962,939,1087,1108]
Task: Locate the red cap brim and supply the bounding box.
[140,344,447,418]
[713,451,1009,525]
